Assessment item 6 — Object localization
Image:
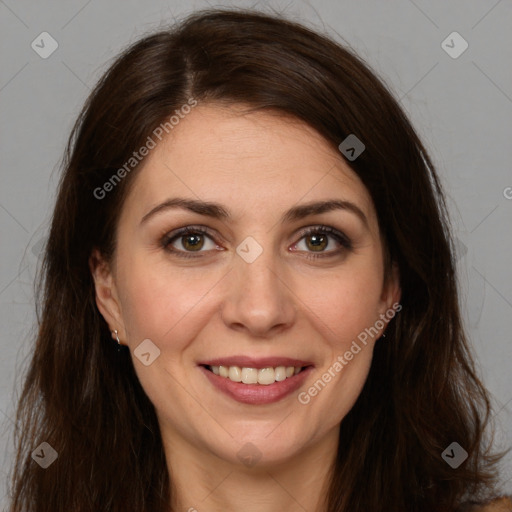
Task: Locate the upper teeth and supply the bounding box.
[210,365,302,385]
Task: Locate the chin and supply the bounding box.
[210,421,317,468]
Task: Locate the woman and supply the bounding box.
[7,8,511,512]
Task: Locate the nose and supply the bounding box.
[220,246,297,338]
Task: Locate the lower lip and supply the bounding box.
[199,365,313,405]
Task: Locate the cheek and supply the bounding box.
[298,273,381,429]
[299,257,385,343]
[117,255,221,346]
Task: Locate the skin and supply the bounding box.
[90,103,401,512]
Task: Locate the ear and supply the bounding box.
[378,261,402,320]
[89,248,127,344]
[382,262,402,312]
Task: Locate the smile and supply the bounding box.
[199,362,314,405]
[206,364,304,385]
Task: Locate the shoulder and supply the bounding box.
[463,496,512,511]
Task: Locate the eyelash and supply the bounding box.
[160,225,352,260]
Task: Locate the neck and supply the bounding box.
[162,426,339,512]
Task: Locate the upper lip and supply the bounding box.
[199,356,314,369]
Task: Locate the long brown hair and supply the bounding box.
[8,8,504,512]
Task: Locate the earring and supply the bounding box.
[112,329,122,351]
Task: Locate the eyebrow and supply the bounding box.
[140,197,368,228]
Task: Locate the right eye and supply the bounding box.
[161,226,222,258]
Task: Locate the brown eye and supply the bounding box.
[162,226,219,258]
[291,225,352,259]
[180,233,205,251]
[305,233,328,252]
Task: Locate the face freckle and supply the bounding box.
[97,102,400,472]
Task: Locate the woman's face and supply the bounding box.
[92,103,400,468]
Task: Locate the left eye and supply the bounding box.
[291,226,351,256]
[295,232,337,252]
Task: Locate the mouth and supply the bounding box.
[201,364,311,385]
[198,359,314,405]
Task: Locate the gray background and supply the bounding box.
[1,0,511,507]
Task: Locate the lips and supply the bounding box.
[197,356,314,405]
[198,356,314,369]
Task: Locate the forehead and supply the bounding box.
[120,103,376,228]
